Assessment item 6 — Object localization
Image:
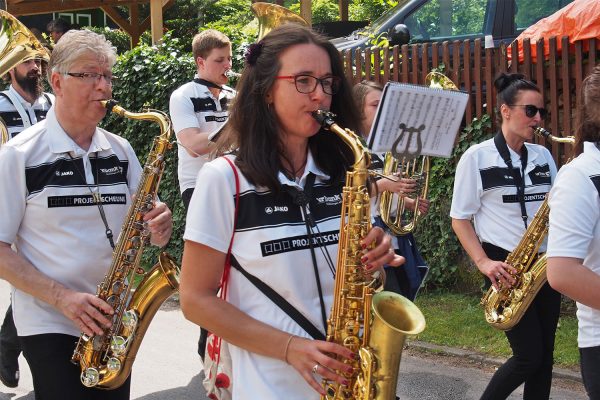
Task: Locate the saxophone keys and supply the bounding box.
[81,368,100,387]
[122,310,138,328]
[106,356,122,372]
[110,335,128,355]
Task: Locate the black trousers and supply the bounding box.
[480,243,561,400]
[0,304,21,365]
[20,333,131,400]
[579,345,600,400]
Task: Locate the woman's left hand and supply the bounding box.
[144,201,173,247]
[360,226,405,273]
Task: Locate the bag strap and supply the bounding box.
[229,255,326,341]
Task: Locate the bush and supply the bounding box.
[83,26,133,55]
[101,33,195,267]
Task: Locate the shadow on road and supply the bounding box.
[399,371,469,399]
[136,373,204,400]
[0,390,34,400]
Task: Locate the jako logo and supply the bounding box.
[265,206,288,214]
[55,170,74,176]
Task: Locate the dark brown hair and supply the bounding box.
[579,65,600,145]
[494,72,540,126]
[216,24,360,192]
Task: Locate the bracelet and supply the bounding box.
[284,334,296,364]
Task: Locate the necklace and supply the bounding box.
[68,152,115,249]
[283,157,308,179]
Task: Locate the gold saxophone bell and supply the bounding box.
[251,2,309,40]
[378,72,457,235]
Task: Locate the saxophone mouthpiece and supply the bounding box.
[225,70,241,79]
[311,110,336,127]
[102,99,119,113]
[533,126,550,139]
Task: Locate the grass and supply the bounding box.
[412,291,580,369]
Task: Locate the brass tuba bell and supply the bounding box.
[251,2,309,40]
[0,10,50,145]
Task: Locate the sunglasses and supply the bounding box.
[509,104,548,119]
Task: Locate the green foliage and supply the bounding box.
[83,26,133,54]
[101,33,195,267]
[290,0,341,23]
[416,113,493,287]
[349,0,398,22]
[415,291,579,367]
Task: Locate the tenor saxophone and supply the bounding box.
[480,127,574,331]
[71,100,180,389]
[312,111,425,400]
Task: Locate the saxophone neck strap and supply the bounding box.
[229,255,326,341]
[193,78,234,93]
[494,132,529,229]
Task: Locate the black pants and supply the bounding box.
[579,346,600,400]
[0,304,21,365]
[181,187,207,358]
[480,243,561,400]
[20,333,131,400]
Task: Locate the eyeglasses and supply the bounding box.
[64,72,116,86]
[509,104,548,119]
[275,74,341,95]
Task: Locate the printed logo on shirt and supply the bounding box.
[480,166,517,190]
[502,192,547,203]
[47,193,127,208]
[590,174,600,197]
[315,193,342,206]
[99,166,124,176]
[205,115,227,123]
[260,230,339,257]
[191,97,217,113]
[265,205,289,214]
[55,170,74,177]
[528,164,551,185]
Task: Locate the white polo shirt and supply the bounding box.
[184,152,342,400]
[0,107,142,337]
[169,76,235,193]
[450,137,557,252]
[547,142,600,348]
[0,85,54,140]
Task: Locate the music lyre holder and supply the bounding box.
[391,123,425,161]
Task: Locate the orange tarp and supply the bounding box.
[509,0,600,62]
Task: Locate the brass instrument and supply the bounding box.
[312,110,425,400]
[71,100,180,389]
[379,72,456,235]
[251,2,308,40]
[0,10,50,146]
[481,127,575,331]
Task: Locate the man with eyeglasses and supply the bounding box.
[0,30,172,399]
[0,56,55,389]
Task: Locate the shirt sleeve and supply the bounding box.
[169,86,200,134]
[0,146,27,244]
[547,164,599,259]
[183,158,236,253]
[450,147,482,219]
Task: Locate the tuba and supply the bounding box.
[251,2,308,40]
[378,72,456,235]
[71,101,180,389]
[312,110,425,400]
[0,10,50,146]
[481,127,575,330]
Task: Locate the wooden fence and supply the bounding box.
[342,36,600,165]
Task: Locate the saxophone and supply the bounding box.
[71,100,180,389]
[312,111,425,400]
[480,127,574,331]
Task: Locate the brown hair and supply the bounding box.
[215,23,360,192]
[192,29,231,60]
[578,65,600,145]
[352,80,384,135]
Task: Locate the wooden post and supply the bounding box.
[300,0,312,26]
[0,1,6,11]
[338,0,348,21]
[150,0,163,45]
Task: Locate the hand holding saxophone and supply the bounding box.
[285,336,354,396]
[361,225,405,272]
[477,258,517,290]
[143,200,173,247]
[55,289,114,337]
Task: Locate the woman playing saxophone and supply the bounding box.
[547,65,600,400]
[450,73,560,399]
[179,24,401,399]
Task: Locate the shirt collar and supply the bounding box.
[278,150,330,189]
[8,85,31,106]
[584,141,600,159]
[46,108,112,156]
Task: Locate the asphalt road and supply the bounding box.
[0,279,587,399]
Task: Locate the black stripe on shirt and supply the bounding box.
[502,192,547,203]
[480,164,551,191]
[590,174,600,196]
[47,193,127,208]
[26,155,129,194]
[528,164,551,185]
[261,229,339,257]
[191,97,217,113]
[236,183,344,231]
[205,115,228,123]
[0,111,24,128]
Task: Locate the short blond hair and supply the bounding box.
[192,29,230,60]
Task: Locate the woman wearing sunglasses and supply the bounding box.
[450,72,560,399]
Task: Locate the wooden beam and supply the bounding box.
[338,0,348,21]
[8,0,148,16]
[300,0,311,26]
[150,0,162,45]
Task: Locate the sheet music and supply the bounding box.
[367,81,469,158]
